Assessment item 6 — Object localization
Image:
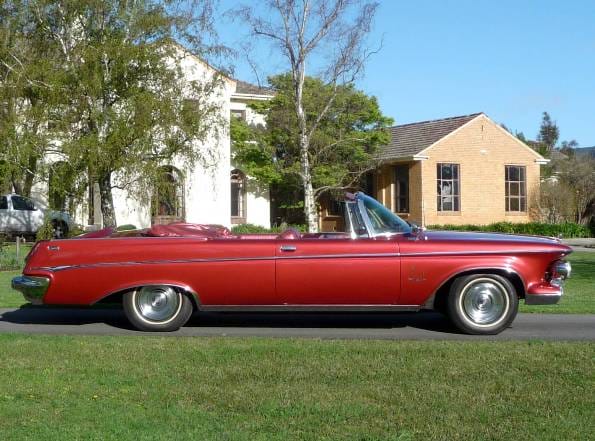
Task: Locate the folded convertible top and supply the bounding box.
[147,223,232,238]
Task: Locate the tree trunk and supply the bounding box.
[22,154,38,197]
[294,62,318,233]
[10,174,23,195]
[98,172,117,227]
[300,139,318,233]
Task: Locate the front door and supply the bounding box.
[275,238,401,305]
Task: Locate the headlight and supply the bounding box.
[554,260,571,280]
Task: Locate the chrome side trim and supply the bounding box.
[199,304,420,312]
[33,253,402,272]
[11,276,50,305]
[33,249,560,273]
[401,249,568,257]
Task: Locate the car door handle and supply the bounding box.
[280,245,297,252]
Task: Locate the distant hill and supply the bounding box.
[575,146,595,159]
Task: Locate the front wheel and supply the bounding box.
[52,220,69,239]
[447,274,518,335]
[123,285,193,332]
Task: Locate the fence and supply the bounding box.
[0,237,34,271]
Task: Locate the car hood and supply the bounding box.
[423,230,562,245]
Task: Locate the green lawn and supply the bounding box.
[0,270,24,308]
[0,334,592,441]
[519,252,595,314]
[0,243,32,271]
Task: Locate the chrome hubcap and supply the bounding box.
[135,286,180,323]
[461,279,508,326]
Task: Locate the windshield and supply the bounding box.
[359,193,412,235]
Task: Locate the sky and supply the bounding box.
[216,0,595,147]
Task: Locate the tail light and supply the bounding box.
[25,240,46,263]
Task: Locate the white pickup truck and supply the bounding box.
[0,194,72,239]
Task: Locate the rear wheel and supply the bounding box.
[123,285,193,332]
[447,274,518,335]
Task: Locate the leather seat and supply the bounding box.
[277,228,301,240]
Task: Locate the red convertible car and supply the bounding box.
[12,192,571,334]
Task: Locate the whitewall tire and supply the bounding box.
[123,285,193,332]
[447,274,519,335]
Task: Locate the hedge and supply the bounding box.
[232,222,592,238]
[426,222,592,238]
[231,223,308,234]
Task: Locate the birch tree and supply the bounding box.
[233,73,391,224]
[237,0,380,232]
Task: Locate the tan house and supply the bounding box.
[319,113,548,230]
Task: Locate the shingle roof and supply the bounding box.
[234,80,274,96]
[575,146,595,159]
[379,113,483,160]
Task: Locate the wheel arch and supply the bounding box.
[94,283,201,311]
[430,268,526,312]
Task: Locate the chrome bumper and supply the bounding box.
[11,276,50,305]
[525,286,563,305]
[525,260,571,306]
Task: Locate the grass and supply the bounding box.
[0,243,32,271]
[2,251,593,313]
[0,334,592,440]
[0,270,24,308]
[519,252,595,314]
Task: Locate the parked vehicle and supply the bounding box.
[0,194,72,239]
[12,192,572,334]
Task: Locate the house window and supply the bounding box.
[394,164,409,213]
[505,165,527,212]
[230,109,246,121]
[327,198,344,216]
[437,163,460,211]
[361,172,375,196]
[151,166,185,223]
[231,169,246,222]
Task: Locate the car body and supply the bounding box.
[12,192,572,334]
[0,194,72,239]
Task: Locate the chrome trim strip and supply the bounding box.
[33,253,402,272]
[401,249,567,257]
[33,248,559,273]
[199,304,420,312]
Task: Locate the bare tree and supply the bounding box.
[237,0,379,232]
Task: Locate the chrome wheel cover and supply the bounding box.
[459,278,510,327]
[133,286,181,324]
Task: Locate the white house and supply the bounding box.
[30,49,273,230]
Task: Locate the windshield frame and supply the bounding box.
[355,192,412,237]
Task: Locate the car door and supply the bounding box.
[192,239,278,306]
[275,237,401,306]
[9,195,41,233]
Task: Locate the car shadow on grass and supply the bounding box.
[0,305,463,334]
